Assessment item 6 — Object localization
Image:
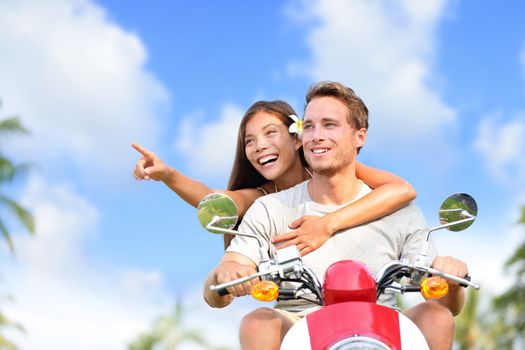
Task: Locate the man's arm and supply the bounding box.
[272,162,416,256]
[400,205,467,314]
[430,255,468,316]
[203,252,258,308]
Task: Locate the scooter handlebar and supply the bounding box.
[209,270,270,296]
[425,267,479,290]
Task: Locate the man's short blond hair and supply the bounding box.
[305,81,369,130]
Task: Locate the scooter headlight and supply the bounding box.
[329,336,391,350]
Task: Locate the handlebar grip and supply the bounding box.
[216,288,230,297]
[404,286,421,293]
[460,275,471,288]
[277,289,296,300]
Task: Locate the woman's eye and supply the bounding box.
[267,129,277,136]
[245,139,254,145]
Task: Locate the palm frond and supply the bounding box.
[518,205,525,224]
[0,195,35,234]
[505,242,525,269]
[0,308,25,350]
[128,332,157,350]
[0,156,33,183]
[0,336,18,350]
[0,157,15,183]
[0,312,24,333]
[0,219,15,252]
[0,117,28,135]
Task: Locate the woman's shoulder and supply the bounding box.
[255,182,275,196]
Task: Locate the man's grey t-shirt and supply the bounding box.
[226,180,437,310]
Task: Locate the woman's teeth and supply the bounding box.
[259,155,278,166]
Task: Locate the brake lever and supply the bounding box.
[424,267,480,290]
[209,270,268,294]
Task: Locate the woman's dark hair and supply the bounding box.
[223,100,306,249]
[227,100,306,191]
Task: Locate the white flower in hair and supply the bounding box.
[288,114,303,138]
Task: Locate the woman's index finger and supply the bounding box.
[131,143,154,158]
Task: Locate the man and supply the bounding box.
[204,81,468,350]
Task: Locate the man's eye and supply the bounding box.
[325,122,336,128]
[303,124,313,130]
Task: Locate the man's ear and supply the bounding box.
[354,128,367,148]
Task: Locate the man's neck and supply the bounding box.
[308,164,361,205]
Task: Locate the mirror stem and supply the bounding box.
[425,216,476,241]
[206,222,268,257]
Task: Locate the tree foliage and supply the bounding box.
[0,114,34,252]
[489,204,525,347]
[0,306,24,350]
[455,288,481,350]
[128,301,231,350]
[0,107,34,350]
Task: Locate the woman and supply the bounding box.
[132,100,416,255]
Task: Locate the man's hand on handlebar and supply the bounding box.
[215,260,258,297]
[431,256,469,287]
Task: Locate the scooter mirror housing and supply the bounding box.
[197,193,239,233]
[421,193,478,252]
[438,193,477,232]
[197,193,270,262]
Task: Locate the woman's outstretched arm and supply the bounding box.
[272,161,416,256]
[131,143,262,218]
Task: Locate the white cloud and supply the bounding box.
[287,0,456,152]
[0,0,168,184]
[175,104,243,179]
[14,176,98,276]
[474,112,525,186]
[0,175,171,350]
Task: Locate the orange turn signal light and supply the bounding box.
[250,280,279,302]
[420,276,449,299]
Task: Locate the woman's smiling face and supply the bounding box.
[244,111,301,182]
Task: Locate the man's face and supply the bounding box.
[302,96,366,176]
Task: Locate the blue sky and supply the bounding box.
[1,0,524,349]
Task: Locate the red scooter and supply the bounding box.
[197,193,479,350]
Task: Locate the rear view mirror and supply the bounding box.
[197,193,239,233]
[438,193,477,232]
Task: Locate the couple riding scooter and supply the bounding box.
[203,81,472,350]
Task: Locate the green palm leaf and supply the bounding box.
[0,195,35,234]
[0,220,14,252]
[0,157,31,183]
[128,300,231,350]
[487,204,525,347]
[0,117,28,135]
[0,111,33,349]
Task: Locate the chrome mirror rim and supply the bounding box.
[197,193,239,233]
[437,193,477,232]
